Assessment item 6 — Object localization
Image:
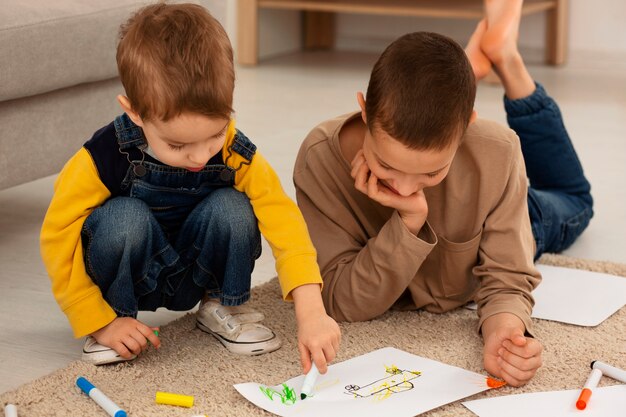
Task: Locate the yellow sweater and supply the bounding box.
[41,120,322,338]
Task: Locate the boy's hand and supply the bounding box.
[292,284,342,375]
[351,150,428,234]
[91,317,161,359]
[481,313,543,387]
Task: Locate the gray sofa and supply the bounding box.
[0,0,226,190]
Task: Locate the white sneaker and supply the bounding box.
[82,336,136,365]
[196,300,281,355]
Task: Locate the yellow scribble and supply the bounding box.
[345,365,422,403]
[314,378,340,391]
[369,367,421,403]
[384,364,402,375]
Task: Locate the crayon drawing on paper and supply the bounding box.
[234,347,494,417]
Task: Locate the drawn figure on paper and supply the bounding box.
[259,383,297,405]
[345,364,421,401]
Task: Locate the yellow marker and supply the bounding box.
[155,391,194,408]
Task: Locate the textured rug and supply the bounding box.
[2,254,625,417]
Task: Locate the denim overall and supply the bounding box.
[81,114,262,318]
[507,83,594,260]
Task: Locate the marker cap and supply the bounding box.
[76,376,95,395]
[155,391,194,408]
[576,388,592,410]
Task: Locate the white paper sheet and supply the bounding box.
[234,347,494,417]
[463,385,626,417]
[466,264,626,326]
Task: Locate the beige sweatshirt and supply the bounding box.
[294,112,541,332]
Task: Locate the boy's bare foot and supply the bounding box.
[480,0,524,66]
[465,19,492,81]
[483,69,502,86]
[465,19,491,81]
[480,0,535,99]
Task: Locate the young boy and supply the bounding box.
[40,3,340,373]
[293,2,591,387]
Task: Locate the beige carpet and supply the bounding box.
[2,254,625,417]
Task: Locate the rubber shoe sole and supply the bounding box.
[82,337,136,365]
[196,321,282,356]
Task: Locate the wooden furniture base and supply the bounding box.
[237,0,567,66]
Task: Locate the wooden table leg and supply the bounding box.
[304,11,336,50]
[546,0,568,65]
[237,0,259,65]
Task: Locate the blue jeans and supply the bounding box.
[505,83,593,260]
[81,188,262,317]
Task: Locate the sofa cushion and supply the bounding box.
[0,0,226,102]
[0,0,146,102]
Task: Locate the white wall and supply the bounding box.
[228,1,626,66]
[202,0,227,23]
[568,1,626,54]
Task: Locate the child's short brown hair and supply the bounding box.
[117,3,234,121]
[365,32,476,150]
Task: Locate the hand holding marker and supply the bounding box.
[300,362,320,400]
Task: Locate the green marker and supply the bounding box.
[300,363,320,400]
[148,329,160,346]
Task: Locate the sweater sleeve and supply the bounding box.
[293,134,437,322]
[40,148,117,338]
[472,139,542,334]
[226,139,323,300]
[296,181,437,322]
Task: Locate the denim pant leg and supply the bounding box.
[505,83,594,259]
[81,197,180,317]
[164,187,262,310]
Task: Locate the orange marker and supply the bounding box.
[576,368,603,410]
[486,377,507,389]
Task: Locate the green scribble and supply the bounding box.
[259,383,297,405]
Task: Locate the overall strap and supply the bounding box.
[221,129,258,183]
[114,113,146,150]
[230,130,257,161]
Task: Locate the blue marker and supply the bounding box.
[76,377,127,417]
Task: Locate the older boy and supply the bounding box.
[40,3,340,373]
[294,11,592,386]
